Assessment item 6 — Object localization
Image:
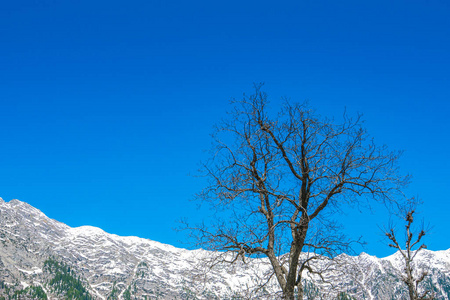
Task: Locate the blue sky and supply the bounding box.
[0,0,449,257]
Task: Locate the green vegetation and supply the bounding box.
[438,275,450,298]
[12,286,47,300]
[43,258,93,300]
[0,282,47,300]
[335,292,356,300]
[303,281,321,299]
[123,286,132,300]
[107,282,119,300]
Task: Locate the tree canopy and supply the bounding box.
[188,86,409,299]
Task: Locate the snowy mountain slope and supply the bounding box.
[0,198,274,299]
[0,197,449,299]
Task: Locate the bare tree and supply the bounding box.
[187,85,408,299]
[385,209,434,300]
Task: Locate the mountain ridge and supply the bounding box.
[0,198,449,299]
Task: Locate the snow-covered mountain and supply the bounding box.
[0,197,449,299]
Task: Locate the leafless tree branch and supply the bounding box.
[185,85,408,299]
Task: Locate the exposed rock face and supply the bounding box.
[0,198,272,299]
[0,198,449,299]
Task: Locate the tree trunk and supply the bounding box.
[405,258,416,300]
[283,281,303,300]
[283,286,296,300]
[297,280,304,300]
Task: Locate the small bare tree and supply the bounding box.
[385,209,434,300]
[187,85,408,299]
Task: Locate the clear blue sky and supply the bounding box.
[1,0,449,257]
